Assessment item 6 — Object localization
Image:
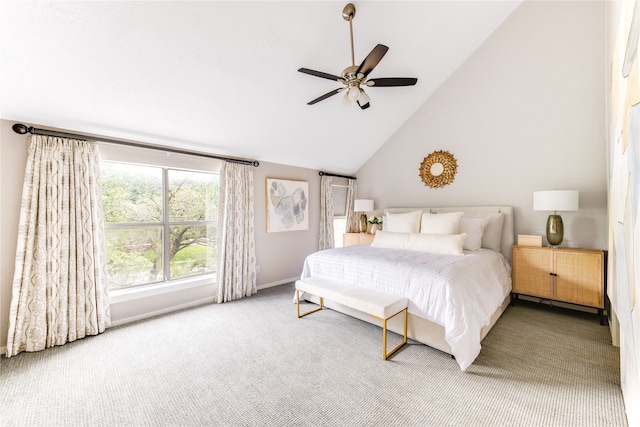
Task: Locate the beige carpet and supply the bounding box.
[0,282,627,426]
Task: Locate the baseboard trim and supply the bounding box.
[0,345,6,356]
[109,296,215,327]
[257,277,297,291]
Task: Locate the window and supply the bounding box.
[101,161,218,290]
[332,184,348,247]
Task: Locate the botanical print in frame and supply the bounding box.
[266,178,309,232]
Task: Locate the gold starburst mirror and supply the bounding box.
[419,150,458,188]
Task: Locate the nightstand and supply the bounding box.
[511,245,605,324]
[343,233,374,247]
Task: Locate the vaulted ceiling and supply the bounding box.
[1,1,522,174]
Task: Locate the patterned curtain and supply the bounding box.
[345,178,359,233]
[319,175,334,250]
[216,162,257,303]
[6,135,110,357]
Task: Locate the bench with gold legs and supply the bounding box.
[295,276,408,360]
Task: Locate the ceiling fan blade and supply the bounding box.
[355,44,389,78]
[368,77,418,87]
[357,101,370,110]
[307,88,344,105]
[298,68,342,82]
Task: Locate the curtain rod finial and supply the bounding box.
[12,123,30,134]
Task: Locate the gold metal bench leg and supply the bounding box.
[377,308,408,360]
[296,289,323,318]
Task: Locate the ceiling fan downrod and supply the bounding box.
[342,3,363,103]
[343,3,356,68]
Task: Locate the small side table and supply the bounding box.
[343,233,375,247]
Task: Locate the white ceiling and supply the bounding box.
[0,1,522,174]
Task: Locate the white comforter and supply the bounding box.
[300,245,512,370]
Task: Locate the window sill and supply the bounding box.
[109,274,216,304]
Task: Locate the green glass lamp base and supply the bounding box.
[546,214,564,246]
[359,213,368,233]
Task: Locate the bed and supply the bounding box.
[299,206,514,371]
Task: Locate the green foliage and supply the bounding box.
[101,163,162,223]
[106,250,158,289]
[170,245,217,280]
[169,169,218,221]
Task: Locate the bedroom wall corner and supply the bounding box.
[355,0,608,251]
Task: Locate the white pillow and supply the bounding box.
[384,210,422,234]
[481,213,504,252]
[408,233,466,255]
[459,216,490,251]
[371,231,466,256]
[371,231,410,250]
[420,211,464,235]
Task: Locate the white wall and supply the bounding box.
[0,120,27,354]
[606,0,638,424]
[357,0,608,251]
[0,119,322,351]
[253,161,321,287]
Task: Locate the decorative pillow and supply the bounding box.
[459,216,490,251]
[481,213,504,252]
[419,211,464,234]
[371,231,410,250]
[372,231,466,255]
[383,210,422,234]
[408,233,466,255]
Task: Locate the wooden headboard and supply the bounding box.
[383,206,515,261]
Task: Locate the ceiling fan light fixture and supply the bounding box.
[342,91,352,106]
[348,86,360,101]
[297,3,417,109]
[358,88,370,104]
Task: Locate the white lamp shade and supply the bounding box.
[354,199,374,212]
[348,86,360,101]
[533,190,579,211]
[342,91,352,106]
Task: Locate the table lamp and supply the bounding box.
[533,190,579,246]
[354,199,374,233]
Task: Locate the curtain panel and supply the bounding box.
[216,162,257,303]
[6,135,110,357]
[319,175,334,250]
[345,179,359,233]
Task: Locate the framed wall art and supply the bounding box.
[266,178,309,232]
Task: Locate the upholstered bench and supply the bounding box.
[295,276,408,360]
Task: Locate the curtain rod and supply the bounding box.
[12,123,260,167]
[319,171,356,180]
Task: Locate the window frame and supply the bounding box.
[98,143,221,301]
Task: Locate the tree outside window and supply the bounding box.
[101,162,218,289]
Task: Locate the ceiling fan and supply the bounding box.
[298,3,417,110]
